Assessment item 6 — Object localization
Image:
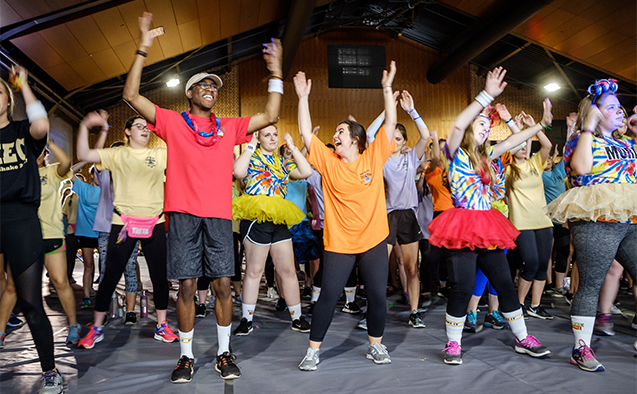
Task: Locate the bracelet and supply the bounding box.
[475,90,494,107]
[408,108,417,114]
[245,144,256,151]
[539,122,551,130]
[270,74,283,80]
[504,118,513,124]
[412,114,423,121]
[136,50,147,57]
[26,101,47,123]
[581,129,594,135]
[268,78,283,94]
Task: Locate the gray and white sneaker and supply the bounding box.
[366,343,391,364]
[409,311,426,328]
[39,369,63,394]
[298,347,319,371]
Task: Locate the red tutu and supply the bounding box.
[428,208,520,250]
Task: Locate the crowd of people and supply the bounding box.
[1,11,636,394]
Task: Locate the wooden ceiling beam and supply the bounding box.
[280,0,317,79]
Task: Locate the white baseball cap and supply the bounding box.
[185,72,223,95]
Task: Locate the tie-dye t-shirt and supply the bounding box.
[563,133,637,187]
[489,156,506,202]
[444,145,495,210]
[244,152,297,198]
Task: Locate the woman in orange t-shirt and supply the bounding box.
[294,62,398,371]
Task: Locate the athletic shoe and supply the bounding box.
[78,326,104,349]
[66,323,81,344]
[215,351,241,380]
[401,292,409,305]
[521,304,529,319]
[39,368,63,394]
[565,293,573,306]
[571,340,604,372]
[275,298,288,311]
[443,341,462,365]
[610,304,621,315]
[409,311,426,328]
[552,287,568,297]
[419,294,432,309]
[527,305,553,320]
[464,310,482,333]
[7,313,25,328]
[234,294,242,304]
[170,356,194,383]
[515,335,550,357]
[303,286,313,298]
[266,287,279,299]
[234,318,253,336]
[484,311,508,330]
[632,315,637,330]
[291,316,311,333]
[366,343,391,364]
[0,331,5,349]
[154,321,178,343]
[356,317,367,330]
[437,287,451,300]
[298,347,319,371]
[81,296,92,309]
[594,313,615,336]
[195,304,207,318]
[342,302,362,314]
[124,312,137,325]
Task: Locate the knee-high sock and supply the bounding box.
[179,328,194,359]
[445,314,465,345]
[571,315,595,348]
[502,309,528,340]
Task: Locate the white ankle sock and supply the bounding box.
[178,329,194,359]
[344,287,356,304]
[289,303,302,320]
[311,286,321,303]
[571,315,595,348]
[445,313,465,345]
[242,303,256,322]
[217,324,231,355]
[502,309,528,340]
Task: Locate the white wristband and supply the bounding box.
[268,79,284,95]
[475,90,494,108]
[245,144,256,152]
[26,101,47,123]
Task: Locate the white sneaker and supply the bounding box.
[267,287,279,299]
[39,369,63,394]
[298,347,319,371]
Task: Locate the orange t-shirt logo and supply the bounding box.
[359,170,372,184]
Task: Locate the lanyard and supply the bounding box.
[181,111,222,146]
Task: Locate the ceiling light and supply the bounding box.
[544,83,561,92]
[166,78,180,87]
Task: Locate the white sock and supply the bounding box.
[217,324,231,355]
[242,303,256,322]
[311,286,321,303]
[289,303,302,320]
[445,313,465,345]
[344,287,356,304]
[178,329,194,359]
[571,315,595,348]
[502,309,528,340]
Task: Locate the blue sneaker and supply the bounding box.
[0,331,5,349]
[66,323,81,344]
[81,296,91,309]
[570,340,604,372]
[464,310,482,333]
[7,313,24,328]
[484,310,509,330]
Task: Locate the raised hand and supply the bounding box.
[484,66,507,98]
[381,61,396,88]
[519,111,535,127]
[566,112,577,130]
[541,98,553,127]
[82,111,108,129]
[312,126,320,135]
[399,90,415,113]
[98,109,110,124]
[293,71,311,98]
[583,105,602,131]
[429,129,438,141]
[515,113,524,130]
[494,103,512,121]
[283,133,297,151]
[263,38,283,76]
[9,65,27,91]
[138,12,157,50]
[348,115,357,122]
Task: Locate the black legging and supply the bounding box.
[517,227,553,282]
[553,223,570,274]
[65,233,78,279]
[445,248,520,317]
[1,204,55,371]
[95,223,169,312]
[310,241,387,341]
[312,229,357,288]
[231,232,243,283]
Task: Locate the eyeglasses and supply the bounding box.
[131,123,149,131]
[194,81,219,91]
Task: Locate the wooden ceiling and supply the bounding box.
[440,0,636,83]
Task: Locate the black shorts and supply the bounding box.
[167,212,234,280]
[76,235,98,249]
[240,220,291,246]
[43,238,65,255]
[386,209,423,246]
[0,202,44,277]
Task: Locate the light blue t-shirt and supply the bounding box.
[285,179,308,221]
[72,178,100,238]
[542,160,566,204]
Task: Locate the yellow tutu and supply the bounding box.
[544,183,637,224]
[232,194,305,227]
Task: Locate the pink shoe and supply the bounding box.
[154,321,178,343]
[78,326,103,349]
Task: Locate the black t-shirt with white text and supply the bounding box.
[1,119,47,206]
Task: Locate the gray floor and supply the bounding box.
[1,257,636,394]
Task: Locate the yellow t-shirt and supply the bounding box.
[62,192,78,234]
[38,164,68,239]
[307,129,395,254]
[98,146,167,226]
[506,153,554,230]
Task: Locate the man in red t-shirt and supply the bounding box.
[123,12,283,383]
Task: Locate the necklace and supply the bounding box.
[181,111,223,147]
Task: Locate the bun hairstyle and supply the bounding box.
[577,78,621,138]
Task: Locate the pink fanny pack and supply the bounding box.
[117,214,161,243]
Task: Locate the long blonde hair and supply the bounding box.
[0,79,15,121]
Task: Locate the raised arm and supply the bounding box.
[294,71,313,152]
[427,130,442,172]
[366,110,384,144]
[13,67,49,141]
[447,67,508,157]
[123,12,159,124]
[381,61,397,143]
[285,134,312,179]
[77,112,107,164]
[495,103,521,134]
[492,98,553,158]
[400,90,430,159]
[233,133,257,179]
[570,105,601,175]
[247,39,283,133]
[47,138,71,177]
